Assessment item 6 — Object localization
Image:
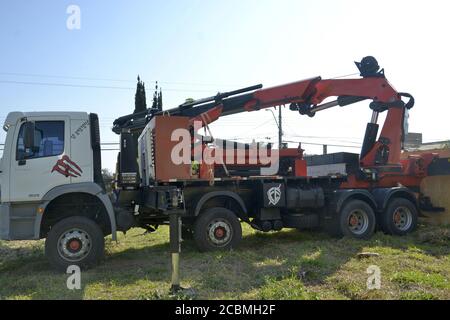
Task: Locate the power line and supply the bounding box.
[0,79,217,93]
[330,72,359,79]
[226,119,276,140]
[0,106,104,111]
[0,71,242,87]
[284,140,361,148]
[0,143,118,147]
[284,135,362,145]
[0,141,360,150]
[0,148,117,152]
[284,132,362,142]
[0,79,133,90]
[0,72,135,83]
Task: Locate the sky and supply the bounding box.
[1,0,449,171]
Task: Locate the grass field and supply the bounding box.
[1,222,449,300]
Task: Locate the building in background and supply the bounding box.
[404,132,450,157]
[404,133,450,225]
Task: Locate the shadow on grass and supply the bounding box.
[176,224,450,298]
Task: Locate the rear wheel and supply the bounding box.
[338,200,376,239]
[193,207,242,252]
[45,216,105,272]
[380,198,418,235]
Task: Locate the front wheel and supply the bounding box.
[45,216,105,272]
[193,207,242,252]
[380,198,418,235]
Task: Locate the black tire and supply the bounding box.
[380,198,418,235]
[182,226,194,240]
[337,200,376,239]
[45,216,105,272]
[193,207,242,252]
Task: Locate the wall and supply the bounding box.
[421,175,450,225]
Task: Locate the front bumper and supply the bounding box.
[0,203,11,240]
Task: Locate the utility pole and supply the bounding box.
[278,106,283,149]
[266,107,283,149]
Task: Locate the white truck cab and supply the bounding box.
[0,111,116,271]
[1,112,93,203]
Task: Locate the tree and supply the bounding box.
[134,75,147,114]
[151,82,163,111]
[157,88,163,111]
[101,168,114,193]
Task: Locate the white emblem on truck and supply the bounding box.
[267,184,282,205]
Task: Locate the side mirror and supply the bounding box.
[23,121,36,149]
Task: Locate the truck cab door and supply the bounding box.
[9,116,71,202]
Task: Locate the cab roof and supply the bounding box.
[3,111,89,131]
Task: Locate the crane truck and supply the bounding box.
[0,57,442,271]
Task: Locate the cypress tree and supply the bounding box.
[134,75,147,114]
[151,81,159,110]
[157,88,163,111]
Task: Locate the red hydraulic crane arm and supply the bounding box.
[243,77,322,111]
[190,75,402,129]
[311,78,399,104]
[188,57,414,168]
[242,77,400,112]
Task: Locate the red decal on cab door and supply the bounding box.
[51,155,83,178]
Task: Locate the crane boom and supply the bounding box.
[115,57,435,188]
[170,57,413,168]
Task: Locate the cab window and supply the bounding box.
[16,121,65,160]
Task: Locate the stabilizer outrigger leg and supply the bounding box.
[169,212,182,293]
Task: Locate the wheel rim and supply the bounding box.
[57,228,92,262]
[207,219,232,247]
[347,209,369,235]
[392,206,413,231]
